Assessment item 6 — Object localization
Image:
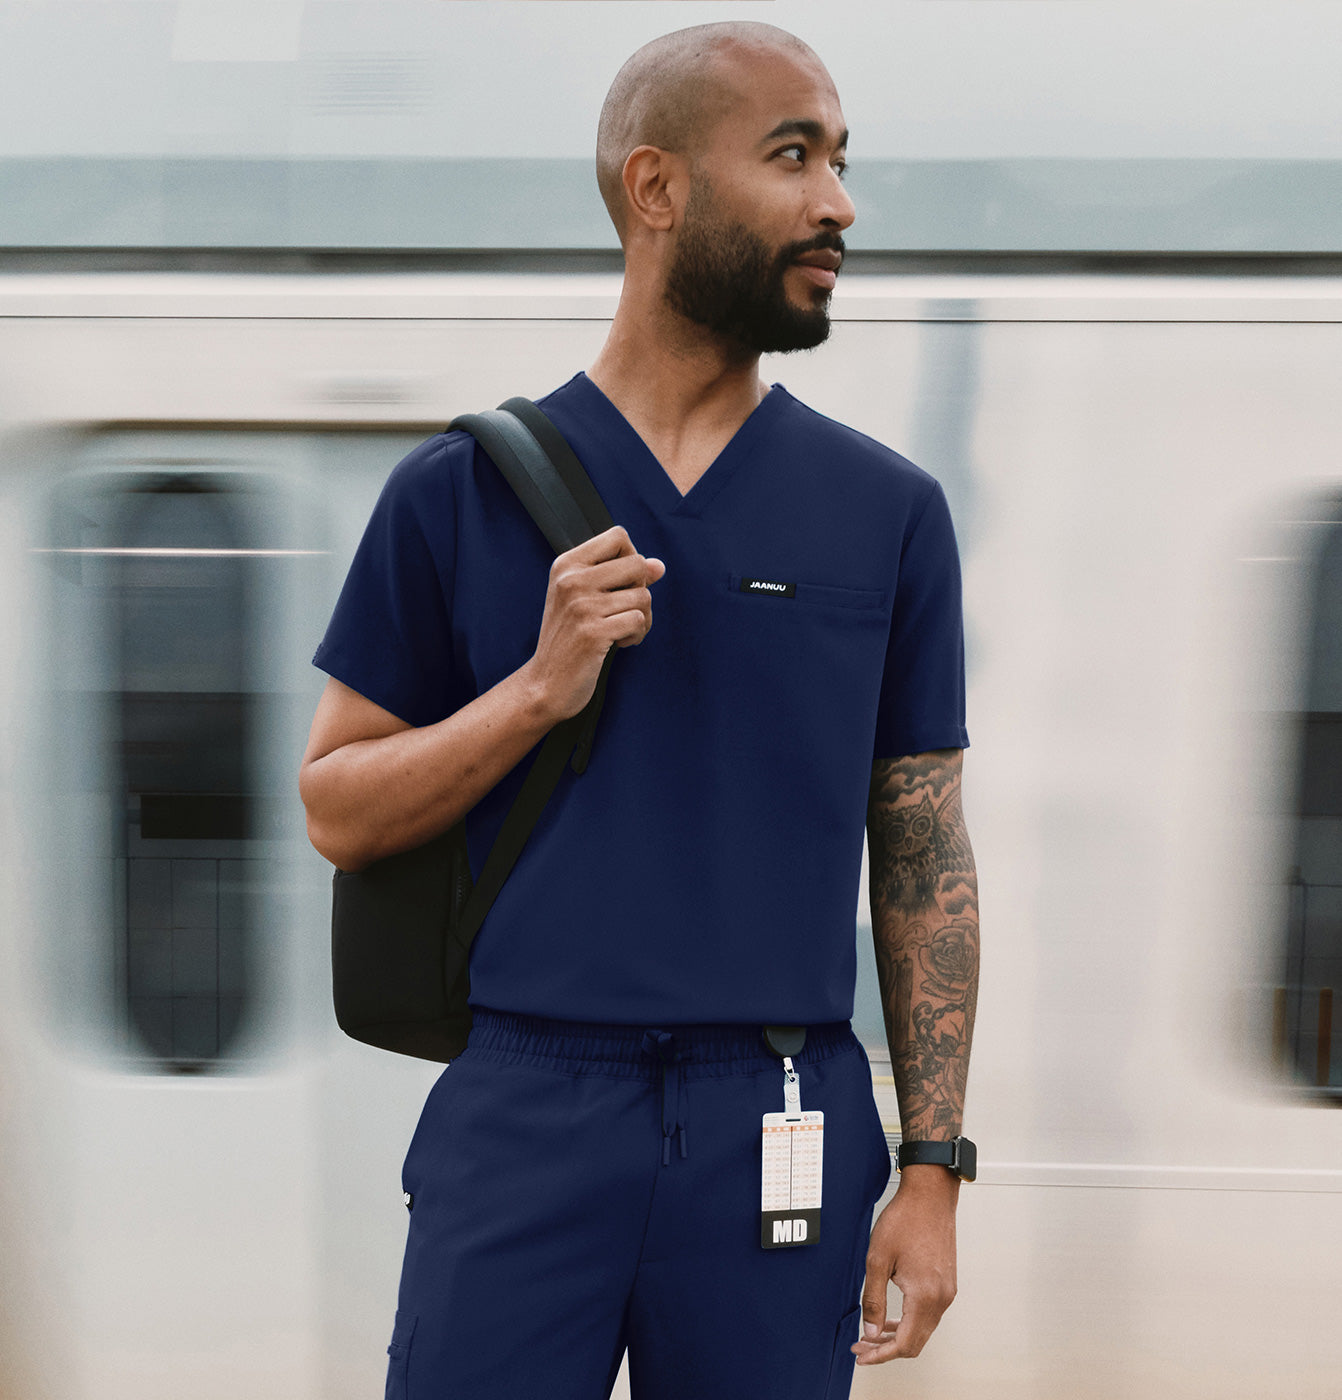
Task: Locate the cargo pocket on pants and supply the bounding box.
[824,1304,863,1399]
[384,1310,417,1400]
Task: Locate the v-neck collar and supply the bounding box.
[571,371,788,519]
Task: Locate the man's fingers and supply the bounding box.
[552,543,664,611]
[609,607,654,647]
[576,524,634,560]
[851,1319,900,1363]
[888,1290,936,1357]
[567,553,661,596]
[853,1319,923,1364]
[851,1289,947,1364]
[859,1256,890,1342]
[563,524,639,565]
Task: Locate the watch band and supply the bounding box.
[895,1136,978,1182]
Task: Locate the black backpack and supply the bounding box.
[329,398,614,1062]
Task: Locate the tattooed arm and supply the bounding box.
[853,747,979,1367]
[868,748,979,1139]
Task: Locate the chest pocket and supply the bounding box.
[723,570,890,738]
[728,572,886,613]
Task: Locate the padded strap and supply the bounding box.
[443,399,617,954]
[448,409,594,555]
[491,399,619,774]
[498,396,615,537]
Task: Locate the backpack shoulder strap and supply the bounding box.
[442,398,617,952]
[447,402,603,554]
[497,396,614,537]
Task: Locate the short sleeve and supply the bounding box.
[311,436,457,728]
[873,479,970,759]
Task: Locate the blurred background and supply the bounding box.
[0,3,1339,1399]
[2,0,1341,253]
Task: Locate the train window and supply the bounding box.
[43,461,288,1071]
[38,427,427,1073]
[1277,494,1342,1098]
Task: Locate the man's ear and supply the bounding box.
[621,145,687,234]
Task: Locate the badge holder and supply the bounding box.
[760,1026,822,1249]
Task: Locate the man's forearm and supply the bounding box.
[867,750,979,1142]
[301,663,558,872]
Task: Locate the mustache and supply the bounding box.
[783,232,846,263]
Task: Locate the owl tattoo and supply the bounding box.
[869,785,975,915]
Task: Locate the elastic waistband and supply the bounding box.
[464,1008,861,1080]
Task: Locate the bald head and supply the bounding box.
[596,22,828,240]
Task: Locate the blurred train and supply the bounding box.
[0,264,1339,1400]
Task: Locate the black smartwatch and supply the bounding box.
[894,1135,977,1183]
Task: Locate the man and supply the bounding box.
[300,20,978,1400]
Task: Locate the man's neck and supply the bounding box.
[587,291,771,497]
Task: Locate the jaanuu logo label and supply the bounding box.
[740,577,796,598]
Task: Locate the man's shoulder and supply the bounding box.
[393,426,464,480]
[771,388,941,500]
[375,372,592,526]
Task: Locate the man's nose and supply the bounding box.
[813,166,856,232]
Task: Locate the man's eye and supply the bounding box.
[833,161,848,182]
[778,144,806,163]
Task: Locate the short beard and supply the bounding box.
[663,175,839,356]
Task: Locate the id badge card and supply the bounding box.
[760,1110,823,1248]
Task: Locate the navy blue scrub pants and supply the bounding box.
[386,1009,892,1400]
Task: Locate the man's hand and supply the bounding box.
[852,1165,958,1365]
[527,525,666,722]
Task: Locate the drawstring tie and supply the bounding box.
[640,1029,688,1165]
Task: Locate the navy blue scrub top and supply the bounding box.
[313,372,968,1026]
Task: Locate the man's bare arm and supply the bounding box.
[854,747,979,1366]
[299,525,664,872]
[299,669,556,874]
[869,748,979,1139]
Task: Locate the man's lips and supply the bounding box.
[792,248,842,290]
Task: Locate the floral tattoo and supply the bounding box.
[868,751,979,1140]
